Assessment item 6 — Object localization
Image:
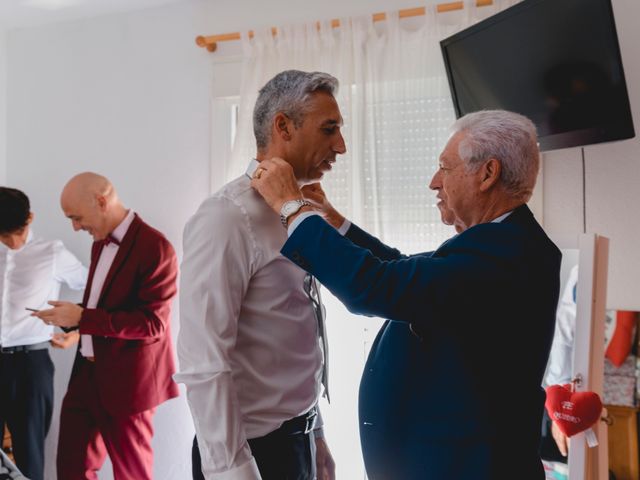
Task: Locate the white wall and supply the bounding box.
[543,0,640,310]
[0,29,6,185]
[6,2,215,478]
[4,0,640,477]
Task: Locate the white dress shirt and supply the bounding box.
[175,160,324,480]
[0,231,87,347]
[80,209,135,357]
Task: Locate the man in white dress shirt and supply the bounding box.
[176,70,346,480]
[0,187,87,480]
[541,265,578,461]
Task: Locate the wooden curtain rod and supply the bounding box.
[196,0,493,52]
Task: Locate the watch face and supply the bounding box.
[282,201,302,216]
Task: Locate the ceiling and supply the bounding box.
[0,0,186,29]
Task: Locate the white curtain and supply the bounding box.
[226,2,519,478]
[230,0,519,252]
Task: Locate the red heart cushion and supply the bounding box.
[545,384,603,437]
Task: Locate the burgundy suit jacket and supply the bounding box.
[70,214,179,417]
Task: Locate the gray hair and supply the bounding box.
[452,110,540,201]
[253,70,339,149]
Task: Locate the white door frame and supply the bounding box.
[568,234,609,480]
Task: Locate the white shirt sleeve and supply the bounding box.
[175,197,261,479]
[544,265,578,387]
[53,241,88,291]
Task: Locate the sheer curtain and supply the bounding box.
[225,2,519,478]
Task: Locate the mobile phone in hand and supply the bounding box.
[25,307,39,312]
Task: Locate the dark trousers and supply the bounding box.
[192,415,317,480]
[0,348,54,480]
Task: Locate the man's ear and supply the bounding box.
[274,112,293,141]
[96,195,108,211]
[26,212,34,225]
[478,158,501,192]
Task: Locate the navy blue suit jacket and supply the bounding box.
[282,205,561,480]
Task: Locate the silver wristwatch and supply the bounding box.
[279,199,311,227]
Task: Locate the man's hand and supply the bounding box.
[32,301,83,328]
[301,183,345,229]
[51,330,80,349]
[315,437,336,480]
[250,158,304,213]
[551,420,568,457]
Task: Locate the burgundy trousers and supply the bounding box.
[57,358,156,480]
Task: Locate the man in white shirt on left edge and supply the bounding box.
[0,187,87,480]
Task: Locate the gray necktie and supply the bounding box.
[304,274,330,402]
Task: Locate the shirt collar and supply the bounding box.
[245,159,260,179]
[244,158,306,187]
[492,211,513,223]
[110,210,135,244]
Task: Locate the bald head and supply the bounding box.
[61,172,114,206]
[61,172,127,241]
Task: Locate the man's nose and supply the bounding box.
[333,131,347,155]
[429,170,442,191]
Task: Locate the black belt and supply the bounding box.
[274,407,318,436]
[0,341,50,354]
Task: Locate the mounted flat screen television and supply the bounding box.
[440,0,635,152]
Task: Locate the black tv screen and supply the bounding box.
[440,0,635,152]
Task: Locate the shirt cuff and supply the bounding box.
[287,212,321,236]
[287,213,351,237]
[313,407,325,439]
[201,456,262,480]
[337,218,351,236]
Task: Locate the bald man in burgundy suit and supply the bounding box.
[35,172,179,480]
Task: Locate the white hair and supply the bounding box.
[253,70,339,149]
[452,110,540,201]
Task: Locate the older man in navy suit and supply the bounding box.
[251,110,561,479]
